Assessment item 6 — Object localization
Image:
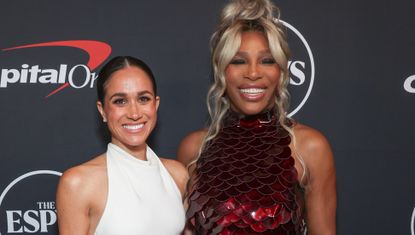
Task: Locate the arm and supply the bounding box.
[176,129,207,235]
[176,129,207,168]
[56,167,91,235]
[160,158,189,198]
[294,124,336,235]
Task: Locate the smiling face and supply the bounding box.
[97,66,159,157]
[225,31,281,116]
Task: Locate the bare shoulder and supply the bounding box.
[176,129,208,166]
[57,154,107,201]
[292,122,335,181]
[292,123,336,233]
[292,123,331,152]
[160,158,189,197]
[56,154,108,234]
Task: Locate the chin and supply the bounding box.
[245,102,276,115]
[128,140,147,147]
[231,100,274,116]
[239,107,268,116]
[119,137,145,148]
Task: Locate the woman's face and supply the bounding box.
[97,66,159,153]
[225,31,281,115]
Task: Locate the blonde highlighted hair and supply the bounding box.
[192,0,308,186]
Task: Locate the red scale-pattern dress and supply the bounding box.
[187,110,305,235]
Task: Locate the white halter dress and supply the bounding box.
[95,143,185,235]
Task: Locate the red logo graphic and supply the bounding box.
[2,40,112,98]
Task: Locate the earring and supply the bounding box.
[103,117,107,122]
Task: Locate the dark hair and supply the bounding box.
[97,56,157,103]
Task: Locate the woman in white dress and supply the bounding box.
[56,56,188,235]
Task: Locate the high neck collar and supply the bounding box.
[223,109,277,128]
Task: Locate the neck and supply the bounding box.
[111,140,147,160]
[225,108,276,128]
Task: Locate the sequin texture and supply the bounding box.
[187,111,305,234]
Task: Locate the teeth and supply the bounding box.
[123,124,144,130]
[240,88,265,94]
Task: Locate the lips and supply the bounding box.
[239,87,266,100]
[240,88,265,94]
[122,123,144,131]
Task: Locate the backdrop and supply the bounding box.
[0,0,414,234]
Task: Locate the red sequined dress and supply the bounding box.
[186,110,305,235]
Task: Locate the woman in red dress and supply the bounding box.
[178,0,336,234]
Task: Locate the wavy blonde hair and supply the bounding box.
[192,0,307,185]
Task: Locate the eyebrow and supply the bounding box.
[109,90,154,100]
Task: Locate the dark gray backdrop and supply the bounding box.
[0,0,414,234]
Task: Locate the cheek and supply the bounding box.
[225,68,238,83]
[224,72,239,95]
[270,70,281,89]
[275,67,282,81]
[145,106,158,131]
[144,104,158,118]
[105,106,122,120]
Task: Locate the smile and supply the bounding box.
[239,87,266,101]
[240,88,265,94]
[122,124,144,130]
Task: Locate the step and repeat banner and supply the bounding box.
[0,0,414,234]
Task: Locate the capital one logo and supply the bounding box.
[0,40,112,98]
[281,20,315,117]
[0,170,62,234]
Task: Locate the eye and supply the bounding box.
[261,58,276,64]
[138,96,152,103]
[113,98,127,105]
[229,58,246,65]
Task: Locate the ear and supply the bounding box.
[97,101,107,122]
[155,96,160,111]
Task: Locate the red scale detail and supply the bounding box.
[227,176,242,186]
[197,183,212,194]
[235,183,251,193]
[241,200,259,213]
[258,195,276,207]
[187,110,305,234]
[242,156,259,164]
[247,180,262,189]
[241,174,255,183]
[240,164,258,173]
[226,186,242,198]
[230,167,245,176]
[231,160,246,168]
[281,156,295,169]
[266,164,283,175]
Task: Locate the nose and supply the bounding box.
[127,102,142,120]
[245,62,262,80]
